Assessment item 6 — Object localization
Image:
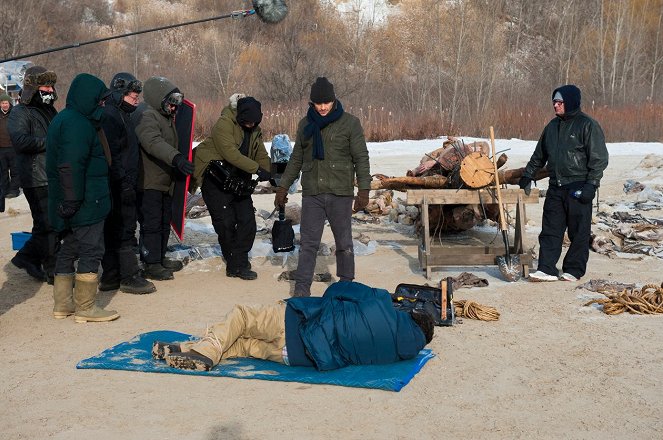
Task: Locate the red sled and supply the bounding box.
[170,98,196,241]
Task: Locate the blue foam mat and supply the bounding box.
[77,330,435,392]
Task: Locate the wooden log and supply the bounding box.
[370,174,449,191]
[498,167,549,185]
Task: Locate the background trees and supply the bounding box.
[3,0,662,142]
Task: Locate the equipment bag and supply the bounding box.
[392,278,456,326]
[205,160,258,197]
[272,208,295,253]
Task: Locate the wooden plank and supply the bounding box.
[406,188,539,205]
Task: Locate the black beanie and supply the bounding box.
[552,85,581,113]
[236,97,262,126]
[310,77,335,103]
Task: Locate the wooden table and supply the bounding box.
[406,188,540,279]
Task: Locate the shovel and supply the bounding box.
[490,126,521,282]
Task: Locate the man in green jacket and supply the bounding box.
[274,77,371,297]
[135,76,194,281]
[193,94,271,280]
[520,85,609,282]
[46,73,119,323]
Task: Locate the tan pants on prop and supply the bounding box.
[181,302,287,366]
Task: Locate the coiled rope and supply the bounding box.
[454,300,500,321]
[584,283,663,315]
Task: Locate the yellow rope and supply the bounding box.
[454,300,500,321]
[584,283,663,315]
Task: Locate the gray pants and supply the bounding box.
[55,221,105,274]
[295,194,354,296]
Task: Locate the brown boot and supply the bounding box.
[53,273,75,319]
[73,273,120,323]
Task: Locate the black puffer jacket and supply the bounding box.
[524,86,609,187]
[101,94,139,189]
[8,101,57,188]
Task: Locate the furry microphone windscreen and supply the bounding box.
[252,0,288,23]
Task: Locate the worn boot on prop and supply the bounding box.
[53,273,75,319]
[73,273,120,323]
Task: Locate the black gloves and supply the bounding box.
[172,154,194,175]
[256,167,271,182]
[57,200,82,219]
[578,183,596,204]
[518,176,533,196]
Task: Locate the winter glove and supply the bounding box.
[172,154,194,175]
[578,183,596,204]
[353,189,370,213]
[274,187,288,209]
[256,167,272,182]
[57,200,82,219]
[518,176,533,196]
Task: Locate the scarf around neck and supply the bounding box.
[303,100,344,160]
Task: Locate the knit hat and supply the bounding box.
[552,85,581,113]
[21,66,57,105]
[236,97,263,126]
[0,93,11,103]
[309,77,335,103]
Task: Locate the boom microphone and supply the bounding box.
[252,0,288,23]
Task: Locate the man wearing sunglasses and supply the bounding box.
[99,73,155,294]
[135,76,193,281]
[7,66,59,283]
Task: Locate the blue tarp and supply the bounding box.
[77,330,435,392]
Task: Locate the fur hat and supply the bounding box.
[21,66,57,105]
[310,77,335,103]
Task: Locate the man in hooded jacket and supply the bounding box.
[8,66,59,283]
[520,85,609,282]
[46,73,119,323]
[135,76,193,281]
[193,94,271,280]
[99,72,155,294]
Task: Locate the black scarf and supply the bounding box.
[303,100,344,160]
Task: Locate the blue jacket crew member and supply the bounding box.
[152,281,434,371]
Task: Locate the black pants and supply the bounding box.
[55,221,105,274]
[0,147,20,194]
[537,185,593,279]
[18,185,57,273]
[138,189,172,265]
[201,176,256,272]
[102,181,139,280]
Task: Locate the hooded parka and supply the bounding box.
[135,77,180,193]
[46,73,110,232]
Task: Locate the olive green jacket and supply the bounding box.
[192,104,270,190]
[279,110,371,196]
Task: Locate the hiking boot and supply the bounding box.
[528,270,558,282]
[143,263,174,281]
[165,351,213,371]
[560,272,579,282]
[152,341,182,360]
[120,275,156,294]
[11,254,46,281]
[162,257,184,272]
[227,267,258,281]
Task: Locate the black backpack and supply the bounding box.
[272,208,295,253]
